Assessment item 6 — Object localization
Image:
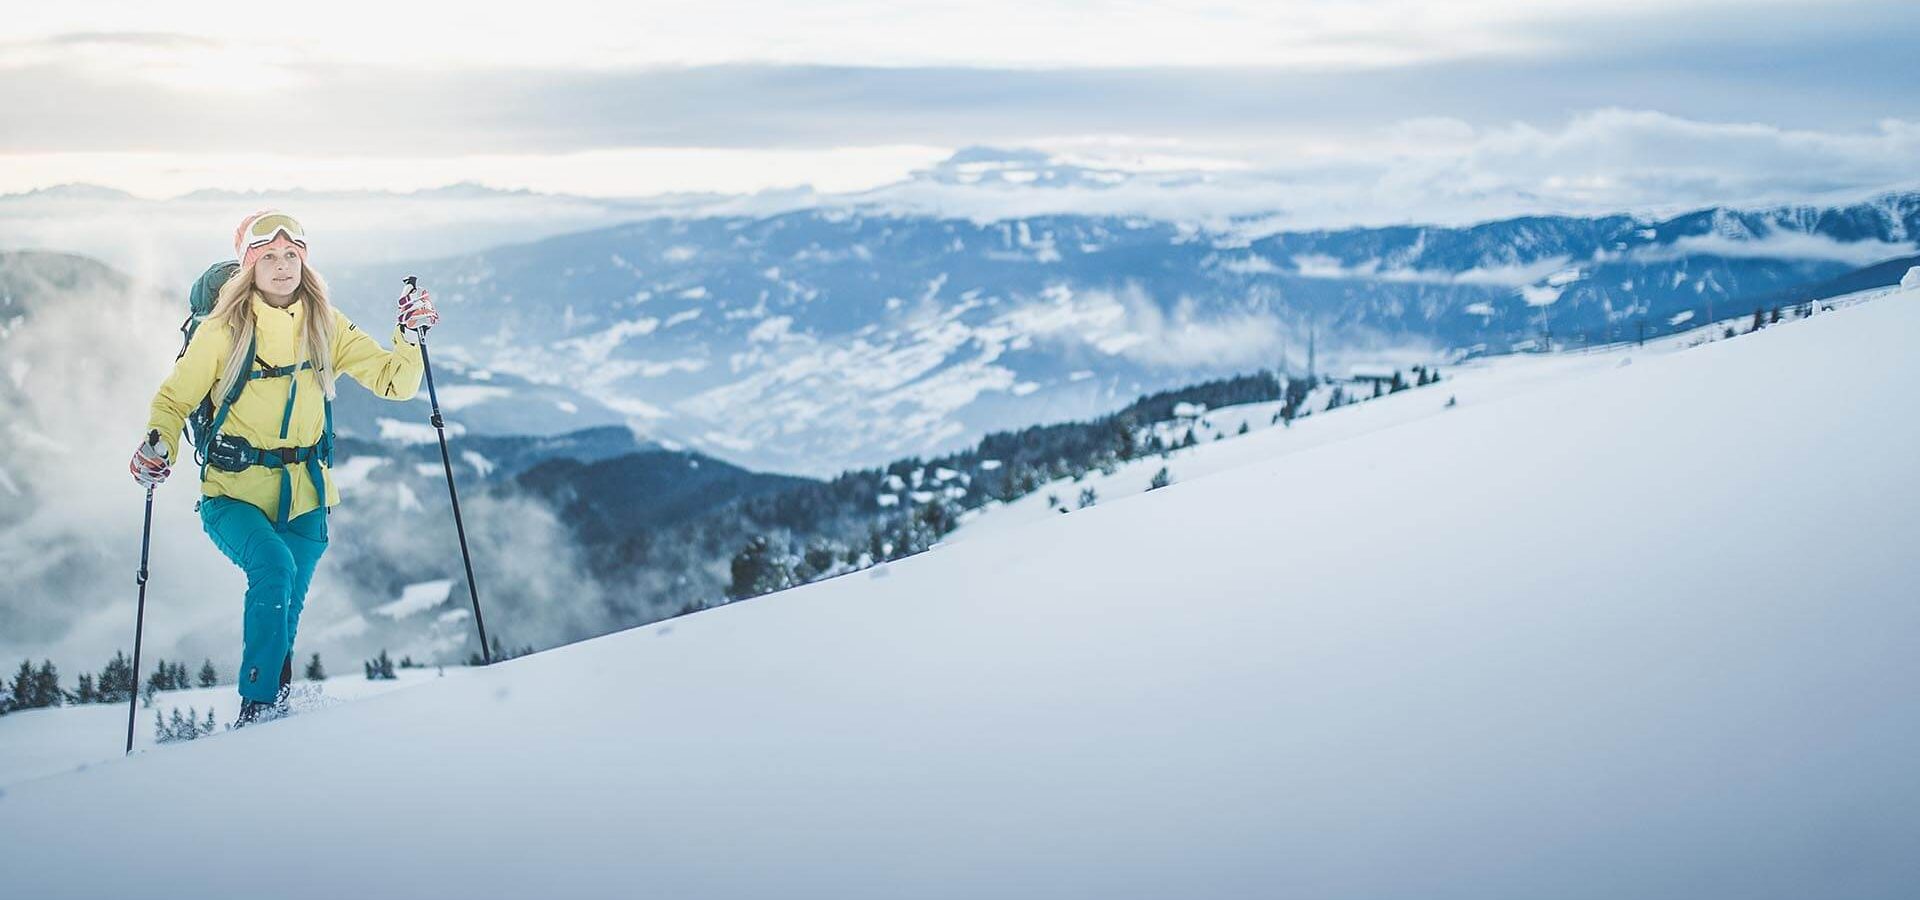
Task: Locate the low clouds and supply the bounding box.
[1401,110,1920,212]
[1005,283,1289,371]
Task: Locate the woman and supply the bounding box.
[130,210,440,725]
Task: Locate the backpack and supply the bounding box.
[178,261,334,522]
[179,260,241,455]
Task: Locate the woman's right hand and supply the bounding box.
[130,435,170,487]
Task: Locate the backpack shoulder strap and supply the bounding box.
[198,333,257,478]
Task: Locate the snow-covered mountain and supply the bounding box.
[4,281,1914,898]
[325,192,1920,474]
[10,153,1918,475]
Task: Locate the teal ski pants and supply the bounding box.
[198,495,328,703]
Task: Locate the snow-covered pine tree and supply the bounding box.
[198,659,218,688]
[305,653,326,681]
[729,536,799,599]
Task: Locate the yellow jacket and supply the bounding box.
[147,292,425,521]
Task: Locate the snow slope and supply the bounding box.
[944,308,1802,543]
[0,670,447,789]
[2,290,1917,898]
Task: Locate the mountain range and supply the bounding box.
[319,188,1920,474]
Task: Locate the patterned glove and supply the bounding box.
[399,287,440,332]
[130,437,170,487]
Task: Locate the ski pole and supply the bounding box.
[404,276,493,664]
[127,429,159,754]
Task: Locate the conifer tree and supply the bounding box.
[98,651,134,704]
[34,661,61,708]
[304,653,326,682]
[729,536,782,600]
[1325,386,1346,412]
[198,659,218,688]
[9,660,35,710]
[1148,467,1172,491]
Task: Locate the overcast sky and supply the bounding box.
[5,0,1919,216]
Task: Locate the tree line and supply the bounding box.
[1,653,220,714]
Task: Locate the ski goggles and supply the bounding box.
[238,212,307,251]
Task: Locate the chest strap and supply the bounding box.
[199,334,335,526]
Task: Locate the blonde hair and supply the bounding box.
[206,261,339,404]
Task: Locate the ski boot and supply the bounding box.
[233,699,288,729]
[274,652,295,716]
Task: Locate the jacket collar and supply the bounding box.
[250,290,306,328]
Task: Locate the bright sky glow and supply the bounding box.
[1,0,1915,207]
[6,0,1776,72]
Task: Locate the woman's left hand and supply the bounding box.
[399,287,440,331]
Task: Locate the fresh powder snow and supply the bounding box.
[1,287,1916,898]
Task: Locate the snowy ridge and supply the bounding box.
[326,193,1920,474]
[2,289,1917,897]
[942,304,1826,543]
